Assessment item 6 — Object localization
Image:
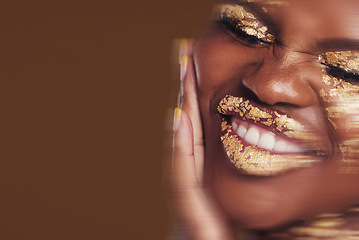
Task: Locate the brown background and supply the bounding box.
[0,0,215,239]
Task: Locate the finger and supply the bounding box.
[173,109,198,185]
[179,40,204,182]
[172,109,232,240]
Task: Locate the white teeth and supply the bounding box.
[232,121,238,131]
[238,125,247,138]
[232,120,305,153]
[286,144,303,153]
[257,132,275,150]
[273,140,287,152]
[244,127,260,146]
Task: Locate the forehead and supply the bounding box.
[231,0,359,50]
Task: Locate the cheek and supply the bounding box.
[319,73,359,172]
[194,27,262,98]
[194,41,231,96]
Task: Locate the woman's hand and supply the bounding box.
[168,40,232,240]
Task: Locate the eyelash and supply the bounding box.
[217,17,272,46]
[323,64,359,82]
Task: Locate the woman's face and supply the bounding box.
[194,0,359,229]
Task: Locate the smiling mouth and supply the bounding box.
[230,117,305,154]
[218,95,325,176]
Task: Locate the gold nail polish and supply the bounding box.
[180,54,189,81]
[173,107,182,131]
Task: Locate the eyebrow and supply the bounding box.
[317,39,359,51]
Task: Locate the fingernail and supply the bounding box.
[179,39,189,81]
[179,38,188,61]
[180,54,188,81]
[173,107,182,132]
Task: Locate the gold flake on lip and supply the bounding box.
[217,95,325,175]
[214,4,275,43]
[218,95,308,140]
[220,119,318,176]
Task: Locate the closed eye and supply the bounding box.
[217,17,272,47]
[323,63,359,82]
[214,4,275,48]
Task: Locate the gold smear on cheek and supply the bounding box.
[214,4,275,43]
[319,52,359,172]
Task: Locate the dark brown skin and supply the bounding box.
[194,0,359,230]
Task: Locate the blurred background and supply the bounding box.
[0,0,215,239]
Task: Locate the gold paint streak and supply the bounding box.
[318,51,359,172]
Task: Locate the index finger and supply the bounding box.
[179,40,204,181]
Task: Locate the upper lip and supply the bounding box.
[217,94,328,156]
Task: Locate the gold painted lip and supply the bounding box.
[216,95,328,176]
[220,118,321,176]
[217,95,321,147]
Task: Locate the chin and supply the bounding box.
[214,184,298,230]
[207,163,303,230]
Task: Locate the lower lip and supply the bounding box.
[220,118,320,176]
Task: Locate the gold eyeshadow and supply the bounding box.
[214,4,275,44]
[319,51,359,74]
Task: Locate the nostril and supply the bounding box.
[241,80,262,103]
[241,77,280,106]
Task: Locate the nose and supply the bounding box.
[242,50,317,107]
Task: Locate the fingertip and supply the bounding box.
[173,107,182,132]
[179,39,195,83]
